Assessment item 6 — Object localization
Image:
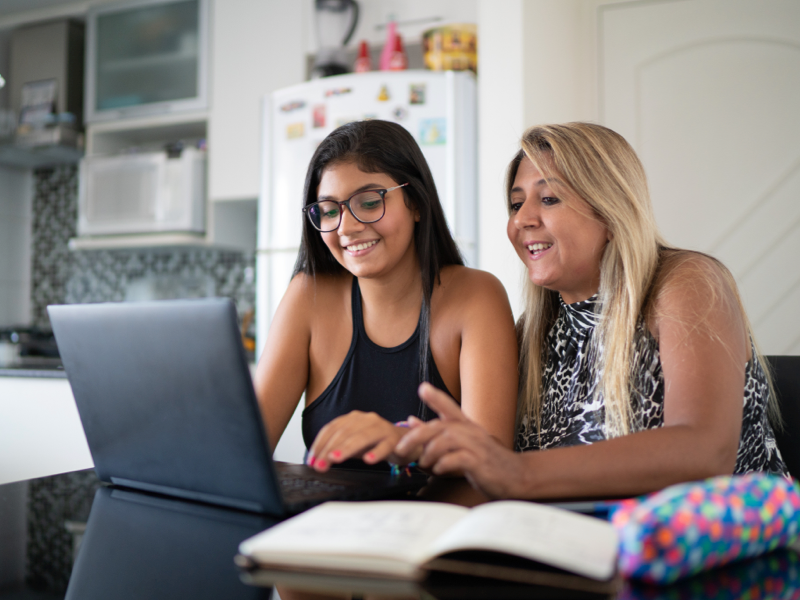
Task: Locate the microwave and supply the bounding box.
[78,148,206,236]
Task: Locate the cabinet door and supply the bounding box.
[87,0,209,122]
[207,0,306,202]
[600,0,800,354]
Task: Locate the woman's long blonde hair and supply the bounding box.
[510,122,778,438]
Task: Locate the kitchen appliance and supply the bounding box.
[77,147,205,236]
[256,69,477,355]
[310,0,359,78]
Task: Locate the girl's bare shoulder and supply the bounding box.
[285,271,352,308]
[434,265,513,317]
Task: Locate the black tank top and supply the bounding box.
[302,277,451,464]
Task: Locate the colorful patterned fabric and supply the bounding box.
[611,474,800,584]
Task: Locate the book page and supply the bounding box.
[423,501,618,581]
[239,501,468,573]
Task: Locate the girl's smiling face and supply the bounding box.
[507,156,609,304]
[317,161,419,280]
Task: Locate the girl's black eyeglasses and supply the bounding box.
[303,183,409,232]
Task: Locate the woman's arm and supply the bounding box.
[309,268,519,471]
[252,274,313,453]
[399,255,748,499]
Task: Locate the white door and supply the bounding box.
[600,0,800,354]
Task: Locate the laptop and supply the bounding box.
[48,298,428,516]
[67,486,276,600]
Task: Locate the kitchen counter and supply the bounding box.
[0,375,93,485]
[0,366,67,378]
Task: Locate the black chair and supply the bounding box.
[765,356,800,479]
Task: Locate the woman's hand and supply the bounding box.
[395,383,528,498]
[308,411,410,472]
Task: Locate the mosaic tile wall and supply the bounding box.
[26,165,257,593]
[30,164,256,332]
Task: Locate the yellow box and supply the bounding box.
[423,24,477,73]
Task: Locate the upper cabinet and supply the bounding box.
[85,0,209,124]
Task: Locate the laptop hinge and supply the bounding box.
[110,477,264,513]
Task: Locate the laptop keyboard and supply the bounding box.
[279,475,349,504]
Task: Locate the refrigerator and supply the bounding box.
[255,70,477,462]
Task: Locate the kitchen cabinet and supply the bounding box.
[71,0,305,250]
[85,0,209,123]
[75,111,256,252]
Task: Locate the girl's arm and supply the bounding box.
[252,274,313,453]
[309,268,519,471]
[398,255,748,499]
[446,268,518,448]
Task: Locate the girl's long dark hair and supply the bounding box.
[293,119,463,393]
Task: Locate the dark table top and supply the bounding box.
[4,476,799,600]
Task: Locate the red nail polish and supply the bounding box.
[365,452,375,462]
[316,459,327,469]
[307,456,316,467]
[331,450,341,460]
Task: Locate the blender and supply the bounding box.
[311,0,360,78]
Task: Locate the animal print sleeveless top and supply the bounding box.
[515,294,788,476]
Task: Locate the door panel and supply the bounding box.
[600,0,800,354]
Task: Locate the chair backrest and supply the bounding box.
[765,356,800,480]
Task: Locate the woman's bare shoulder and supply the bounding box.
[655,250,735,299]
[649,250,743,337]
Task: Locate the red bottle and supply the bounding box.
[388,33,408,71]
[354,40,372,73]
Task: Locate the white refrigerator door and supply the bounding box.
[256,71,476,461]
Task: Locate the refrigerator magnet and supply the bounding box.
[419,118,447,145]
[280,100,306,113]
[377,85,390,102]
[287,122,305,140]
[392,106,408,121]
[409,84,426,105]
[324,87,352,98]
[312,105,326,128]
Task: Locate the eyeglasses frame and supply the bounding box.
[302,183,410,232]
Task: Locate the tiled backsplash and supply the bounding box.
[30,165,256,331]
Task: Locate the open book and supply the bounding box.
[238,500,620,593]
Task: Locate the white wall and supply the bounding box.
[475,0,615,317]
[0,166,31,327]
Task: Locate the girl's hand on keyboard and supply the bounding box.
[307,411,414,471]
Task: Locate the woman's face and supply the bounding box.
[507,156,609,304]
[317,161,419,280]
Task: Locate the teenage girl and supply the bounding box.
[253,119,518,471]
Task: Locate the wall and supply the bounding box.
[476,0,605,316]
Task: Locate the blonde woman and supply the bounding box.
[396,122,787,499]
